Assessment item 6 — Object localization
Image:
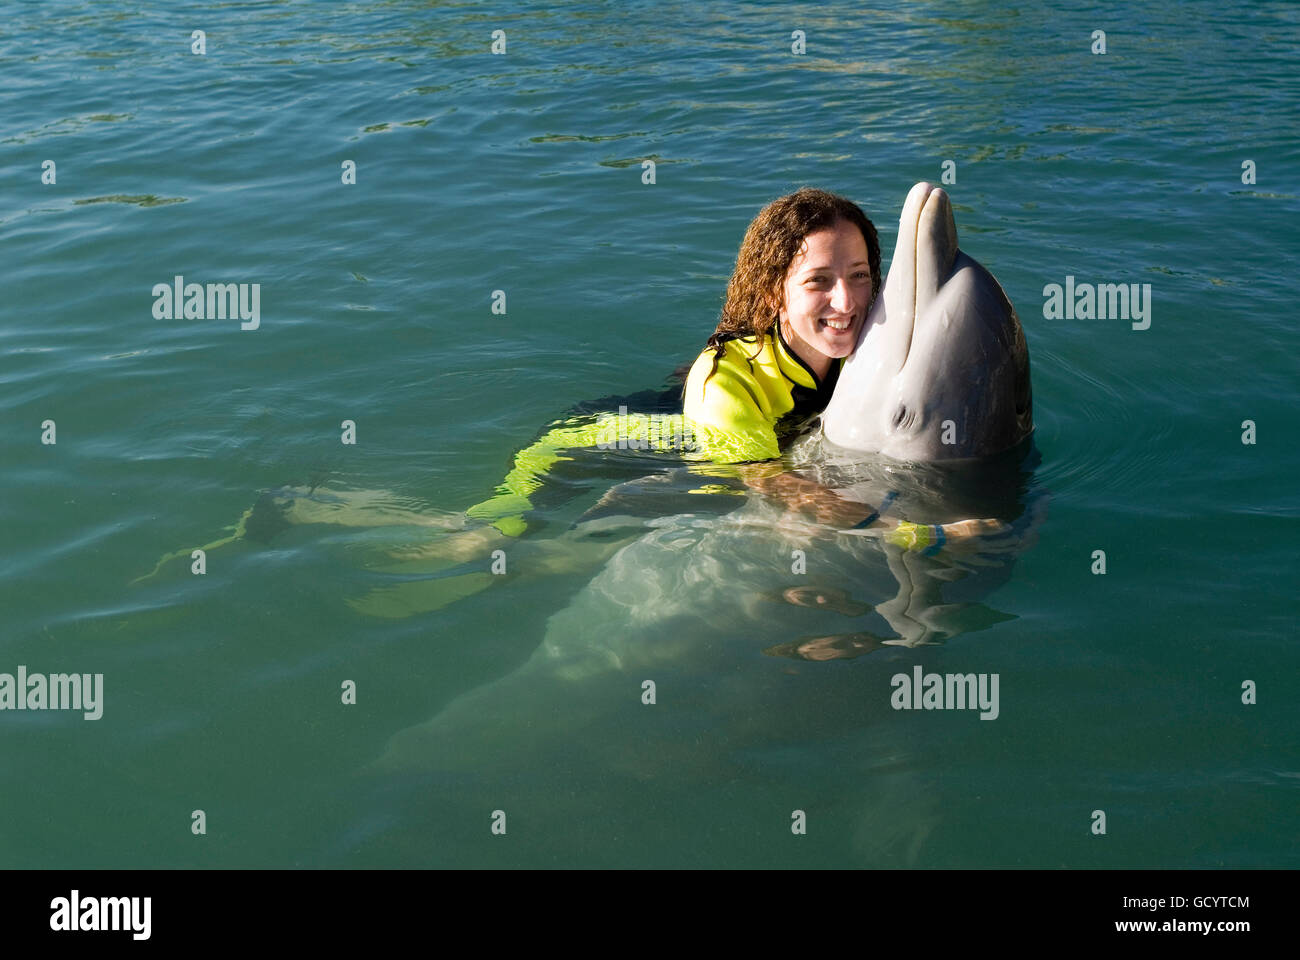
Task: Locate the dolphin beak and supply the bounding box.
[888,182,940,372]
[915,186,958,318]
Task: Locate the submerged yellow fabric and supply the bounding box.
[464,411,696,535]
[465,328,840,535]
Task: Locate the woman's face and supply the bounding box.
[776,219,872,368]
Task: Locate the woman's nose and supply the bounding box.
[830,278,855,314]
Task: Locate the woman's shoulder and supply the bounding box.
[685,337,753,393]
[681,331,783,462]
[683,334,774,420]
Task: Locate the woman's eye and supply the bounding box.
[806,274,869,284]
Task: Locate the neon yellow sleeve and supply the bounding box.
[463,420,599,535]
[464,411,698,535]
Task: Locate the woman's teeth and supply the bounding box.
[822,318,852,331]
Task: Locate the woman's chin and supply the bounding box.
[815,337,856,359]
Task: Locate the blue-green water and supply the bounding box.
[3,0,1297,868]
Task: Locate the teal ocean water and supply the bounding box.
[3,1,1297,868]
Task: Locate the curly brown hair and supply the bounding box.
[705,187,881,366]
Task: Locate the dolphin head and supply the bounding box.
[821,182,1032,461]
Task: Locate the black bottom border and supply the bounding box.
[6,868,1285,945]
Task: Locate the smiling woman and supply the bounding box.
[682,187,882,465]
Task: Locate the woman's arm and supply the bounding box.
[734,461,876,527]
[734,461,1008,547]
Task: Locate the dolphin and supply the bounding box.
[821,181,1032,460]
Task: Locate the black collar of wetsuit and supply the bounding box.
[774,321,843,420]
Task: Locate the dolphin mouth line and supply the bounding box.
[899,183,943,376]
[904,237,916,370]
[899,188,927,374]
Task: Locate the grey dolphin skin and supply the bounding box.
[821,182,1032,460]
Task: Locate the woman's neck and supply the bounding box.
[777,321,832,382]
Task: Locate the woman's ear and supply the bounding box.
[767,285,784,318]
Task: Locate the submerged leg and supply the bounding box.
[130,485,462,586]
